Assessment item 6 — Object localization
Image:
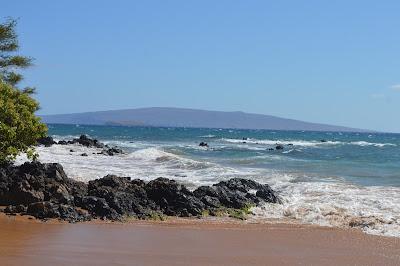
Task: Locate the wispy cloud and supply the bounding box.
[390,84,400,91]
[370,93,386,99]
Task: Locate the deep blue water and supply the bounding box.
[47,124,400,187]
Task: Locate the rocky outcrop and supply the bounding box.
[40,135,125,156]
[66,135,106,149]
[0,162,281,222]
[0,162,88,222]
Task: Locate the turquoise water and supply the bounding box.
[48,124,400,187]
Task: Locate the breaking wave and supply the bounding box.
[222,138,396,148]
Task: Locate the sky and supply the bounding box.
[2,0,400,132]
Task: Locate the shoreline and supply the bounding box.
[1,213,400,265]
[23,135,400,238]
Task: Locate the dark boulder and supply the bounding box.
[58,140,68,145]
[27,201,91,222]
[86,175,157,219]
[78,196,119,220]
[81,153,88,157]
[146,178,205,216]
[71,135,105,148]
[193,178,280,210]
[37,136,56,147]
[275,145,284,150]
[0,162,88,220]
[199,142,208,147]
[101,147,124,156]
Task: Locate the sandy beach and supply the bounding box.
[1,214,399,266]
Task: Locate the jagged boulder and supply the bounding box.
[0,162,88,222]
[86,175,157,219]
[146,178,205,216]
[194,178,280,210]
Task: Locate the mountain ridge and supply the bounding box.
[40,107,371,132]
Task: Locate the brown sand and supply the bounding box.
[0,214,399,266]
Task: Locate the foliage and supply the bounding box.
[0,18,47,164]
[0,81,47,164]
[0,18,33,86]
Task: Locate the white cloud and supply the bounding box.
[390,84,400,91]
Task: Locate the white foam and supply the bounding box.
[222,138,397,148]
[349,141,397,147]
[252,177,400,237]
[199,134,216,138]
[222,138,341,147]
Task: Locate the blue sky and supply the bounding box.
[2,1,400,132]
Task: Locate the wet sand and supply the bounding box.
[0,214,399,266]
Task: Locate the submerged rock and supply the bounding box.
[199,142,208,147]
[275,145,284,150]
[100,147,124,156]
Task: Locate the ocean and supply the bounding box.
[17,124,400,237]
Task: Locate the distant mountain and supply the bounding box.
[40,107,369,132]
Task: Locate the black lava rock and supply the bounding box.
[68,135,106,149]
[0,162,89,222]
[199,142,208,147]
[101,147,124,156]
[0,162,281,222]
[37,136,56,147]
[146,178,205,216]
